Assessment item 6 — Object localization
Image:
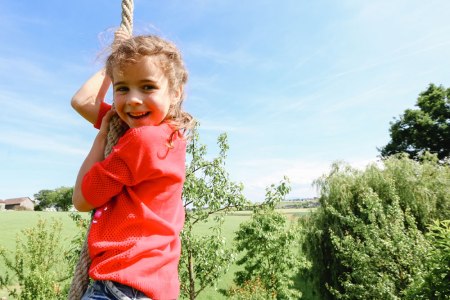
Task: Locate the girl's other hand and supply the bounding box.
[99,108,117,137]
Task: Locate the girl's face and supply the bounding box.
[112,56,179,128]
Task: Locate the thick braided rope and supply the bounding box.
[105,116,129,156]
[120,0,134,36]
[68,1,133,299]
[106,0,134,157]
[67,222,91,300]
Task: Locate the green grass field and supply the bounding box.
[0,209,318,299]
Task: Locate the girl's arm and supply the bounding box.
[72,109,115,211]
[71,69,111,125]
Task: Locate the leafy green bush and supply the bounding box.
[405,220,450,299]
[299,155,449,299]
[0,218,71,299]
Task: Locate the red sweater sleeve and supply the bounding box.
[81,125,174,208]
[94,102,112,129]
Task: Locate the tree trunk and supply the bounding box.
[188,248,196,300]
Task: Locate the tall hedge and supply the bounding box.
[300,155,449,299]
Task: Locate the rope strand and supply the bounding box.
[121,0,134,35]
[67,223,92,300]
[68,1,133,298]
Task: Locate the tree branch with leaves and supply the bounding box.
[179,127,248,300]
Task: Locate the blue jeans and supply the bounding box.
[81,280,152,300]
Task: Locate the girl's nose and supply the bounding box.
[126,91,143,105]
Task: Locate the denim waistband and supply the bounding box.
[104,280,152,300]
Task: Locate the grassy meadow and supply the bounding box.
[0,208,317,299]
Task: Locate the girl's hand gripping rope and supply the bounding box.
[98,107,117,138]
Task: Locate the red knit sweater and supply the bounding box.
[83,103,186,299]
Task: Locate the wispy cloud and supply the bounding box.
[197,120,251,133]
[188,73,221,93]
[0,8,48,32]
[185,42,257,66]
[0,129,88,157]
[0,57,55,84]
[0,90,85,128]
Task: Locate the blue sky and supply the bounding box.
[1,0,449,202]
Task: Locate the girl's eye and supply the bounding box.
[115,86,129,93]
[143,85,156,91]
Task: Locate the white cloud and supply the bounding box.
[232,156,378,201]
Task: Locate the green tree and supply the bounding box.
[232,178,306,299]
[34,187,73,211]
[382,153,450,231]
[300,158,436,299]
[34,189,57,211]
[179,128,248,300]
[54,187,73,211]
[380,84,450,160]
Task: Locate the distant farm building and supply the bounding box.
[2,197,35,211]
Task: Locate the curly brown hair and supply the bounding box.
[105,35,195,134]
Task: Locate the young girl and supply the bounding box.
[71,35,194,299]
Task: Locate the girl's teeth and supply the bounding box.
[129,112,149,117]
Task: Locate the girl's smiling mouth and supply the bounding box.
[128,112,150,119]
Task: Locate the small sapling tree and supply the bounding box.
[232,177,306,299]
[0,218,71,299]
[179,128,248,300]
